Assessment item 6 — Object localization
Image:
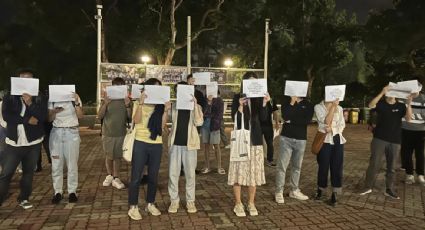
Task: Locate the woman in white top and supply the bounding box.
[313,99,345,206]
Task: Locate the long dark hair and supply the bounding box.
[240,72,262,118]
[143,77,165,140]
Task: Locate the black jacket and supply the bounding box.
[231,94,269,146]
[280,99,314,140]
[2,94,48,143]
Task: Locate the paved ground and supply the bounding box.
[0,124,424,229]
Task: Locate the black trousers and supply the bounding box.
[401,129,425,176]
[0,143,41,204]
[261,124,274,162]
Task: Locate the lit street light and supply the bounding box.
[224,58,233,68]
[141,55,151,65]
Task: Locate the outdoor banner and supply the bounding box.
[192,68,227,84]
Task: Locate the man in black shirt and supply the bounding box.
[262,99,279,166]
[360,85,413,199]
[275,96,314,203]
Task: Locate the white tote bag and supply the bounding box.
[230,113,251,162]
[122,124,136,162]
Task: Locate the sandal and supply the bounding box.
[217,168,226,175]
[201,168,211,174]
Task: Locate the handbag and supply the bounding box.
[230,113,251,162]
[123,123,136,162]
[311,131,327,155]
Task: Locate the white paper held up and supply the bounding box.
[49,85,76,102]
[11,77,39,96]
[176,84,195,110]
[193,72,212,85]
[106,85,128,99]
[284,80,309,97]
[206,82,218,98]
[131,84,144,99]
[243,79,267,98]
[144,85,171,104]
[325,85,346,102]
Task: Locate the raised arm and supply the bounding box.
[369,85,389,109]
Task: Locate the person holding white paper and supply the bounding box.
[48,87,83,205]
[228,72,270,217]
[187,74,207,109]
[0,69,48,210]
[167,81,203,215]
[98,77,132,191]
[275,96,314,204]
[314,94,345,207]
[200,90,225,175]
[128,78,171,220]
[360,84,413,199]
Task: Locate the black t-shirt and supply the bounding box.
[173,110,190,146]
[373,100,406,144]
[261,100,279,126]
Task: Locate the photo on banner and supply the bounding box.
[325,85,346,102]
[146,65,187,84]
[242,79,267,98]
[176,84,194,110]
[101,63,146,84]
[11,77,39,96]
[49,85,76,102]
[284,80,309,97]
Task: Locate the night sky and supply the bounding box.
[336,0,393,24]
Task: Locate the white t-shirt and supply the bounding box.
[48,101,80,127]
[5,99,44,147]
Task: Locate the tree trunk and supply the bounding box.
[164,48,175,65]
[306,65,314,98]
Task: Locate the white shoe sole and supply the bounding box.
[145,208,161,216]
[234,210,246,217]
[128,212,142,220]
[359,189,372,196]
[187,209,197,213]
[289,194,309,201]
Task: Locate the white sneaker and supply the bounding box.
[225,144,231,149]
[146,203,161,216]
[359,189,372,196]
[289,189,309,201]
[102,175,114,186]
[418,175,425,185]
[19,200,33,209]
[112,178,125,189]
[128,206,142,220]
[275,193,285,204]
[246,203,258,216]
[186,201,197,213]
[405,174,415,184]
[233,203,246,217]
[168,200,179,213]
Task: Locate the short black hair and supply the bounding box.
[174,81,188,93]
[17,68,35,77]
[144,78,162,86]
[112,77,125,85]
[186,74,193,80]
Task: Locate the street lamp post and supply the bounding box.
[224,58,234,68]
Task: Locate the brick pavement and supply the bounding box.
[0,125,424,229]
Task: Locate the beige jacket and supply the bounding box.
[168,104,204,150]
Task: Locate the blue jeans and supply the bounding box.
[168,145,197,202]
[317,135,344,193]
[128,140,162,205]
[0,143,41,204]
[50,127,80,194]
[276,136,307,193]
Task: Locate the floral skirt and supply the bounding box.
[227,146,266,186]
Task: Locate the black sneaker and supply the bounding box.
[329,192,337,207]
[52,193,63,204]
[384,189,400,199]
[266,161,277,167]
[69,193,78,203]
[314,189,323,200]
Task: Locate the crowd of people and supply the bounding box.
[0,69,423,221]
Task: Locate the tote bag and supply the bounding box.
[230,113,251,162]
[123,123,136,162]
